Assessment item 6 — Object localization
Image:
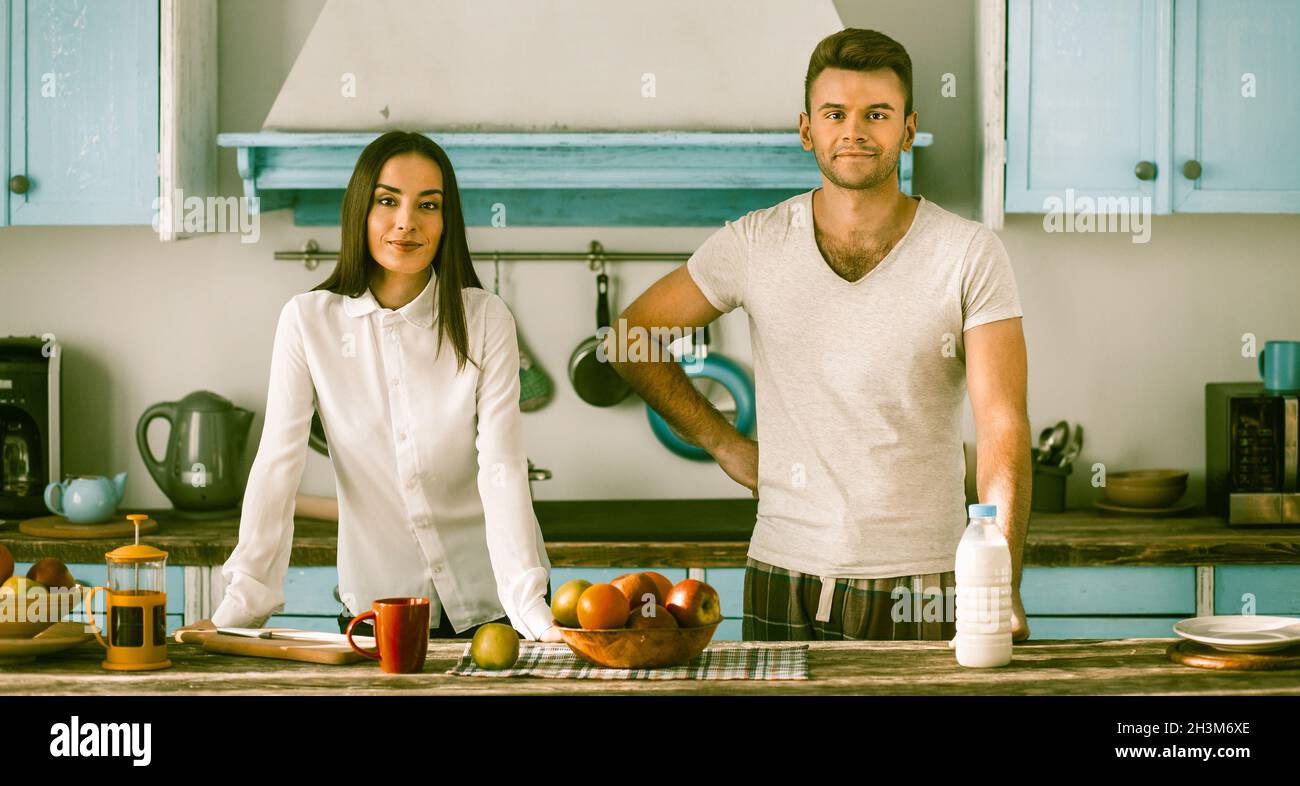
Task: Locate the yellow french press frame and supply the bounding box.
[83,515,172,671]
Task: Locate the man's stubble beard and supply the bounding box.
[813,132,905,192]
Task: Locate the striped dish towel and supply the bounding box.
[448,643,808,680]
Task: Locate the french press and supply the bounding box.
[84,514,171,671]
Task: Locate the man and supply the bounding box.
[608,28,1031,642]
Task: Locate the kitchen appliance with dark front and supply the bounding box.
[1206,382,1300,525]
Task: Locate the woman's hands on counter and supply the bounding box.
[173,619,216,642]
[539,624,564,643]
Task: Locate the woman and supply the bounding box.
[178,131,560,642]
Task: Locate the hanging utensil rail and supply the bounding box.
[276,239,689,271]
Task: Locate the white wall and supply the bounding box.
[1,0,1297,512]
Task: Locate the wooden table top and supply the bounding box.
[4,638,1298,695]
[2,502,1298,568]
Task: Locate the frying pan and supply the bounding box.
[569,270,632,407]
[647,325,756,461]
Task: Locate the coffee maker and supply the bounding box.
[1206,382,1299,525]
[0,336,61,519]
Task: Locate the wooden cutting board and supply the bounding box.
[1166,639,1300,670]
[175,629,372,665]
[19,515,159,539]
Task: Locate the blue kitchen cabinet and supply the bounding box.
[1007,0,1300,214]
[266,565,341,633]
[2,0,159,226]
[1214,565,1300,617]
[1026,617,1184,639]
[703,568,744,640]
[1171,0,1300,212]
[1006,0,1165,213]
[1020,566,1196,639]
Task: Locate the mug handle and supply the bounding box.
[83,586,108,649]
[1259,346,1266,378]
[346,611,381,660]
[43,482,65,516]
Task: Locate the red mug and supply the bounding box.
[345,597,430,674]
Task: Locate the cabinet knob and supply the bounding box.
[1134,161,1157,181]
[8,175,29,194]
[1182,159,1203,180]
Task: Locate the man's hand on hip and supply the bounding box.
[713,435,759,498]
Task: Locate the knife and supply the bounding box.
[216,627,362,644]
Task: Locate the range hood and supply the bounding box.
[218,0,931,226]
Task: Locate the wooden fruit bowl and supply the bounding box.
[556,621,721,668]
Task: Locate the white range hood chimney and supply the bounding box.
[263,0,844,132]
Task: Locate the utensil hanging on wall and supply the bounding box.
[569,262,632,407]
[646,324,756,461]
[494,254,553,411]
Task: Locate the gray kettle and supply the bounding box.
[136,390,254,518]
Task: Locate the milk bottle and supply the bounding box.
[953,503,1012,667]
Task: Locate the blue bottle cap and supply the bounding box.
[968,503,998,518]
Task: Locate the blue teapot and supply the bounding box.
[43,473,127,524]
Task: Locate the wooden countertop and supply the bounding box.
[2,501,1298,567]
[4,638,1297,695]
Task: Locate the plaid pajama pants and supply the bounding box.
[742,557,957,641]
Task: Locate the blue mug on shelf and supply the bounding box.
[1259,340,1300,392]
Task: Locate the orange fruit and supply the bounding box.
[610,572,659,612]
[627,603,678,629]
[643,572,674,607]
[576,584,629,630]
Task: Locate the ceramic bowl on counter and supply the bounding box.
[1101,470,1189,508]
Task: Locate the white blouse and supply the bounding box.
[210,272,554,639]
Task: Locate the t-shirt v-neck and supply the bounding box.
[807,189,927,286]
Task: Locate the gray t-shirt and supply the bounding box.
[687,190,1023,578]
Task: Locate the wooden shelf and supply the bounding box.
[2,501,1297,568]
[216,131,932,227]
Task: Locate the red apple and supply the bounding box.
[0,543,12,585]
[28,557,75,590]
[664,579,722,627]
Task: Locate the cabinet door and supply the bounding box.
[1021,566,1195,639]
[1214,566,1300,615]
[8,0,158,225]
[1006,0,1169,213]
[1172,0,1300,212]
[1,0,9,226]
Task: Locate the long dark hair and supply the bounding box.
[313,131,482,371]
